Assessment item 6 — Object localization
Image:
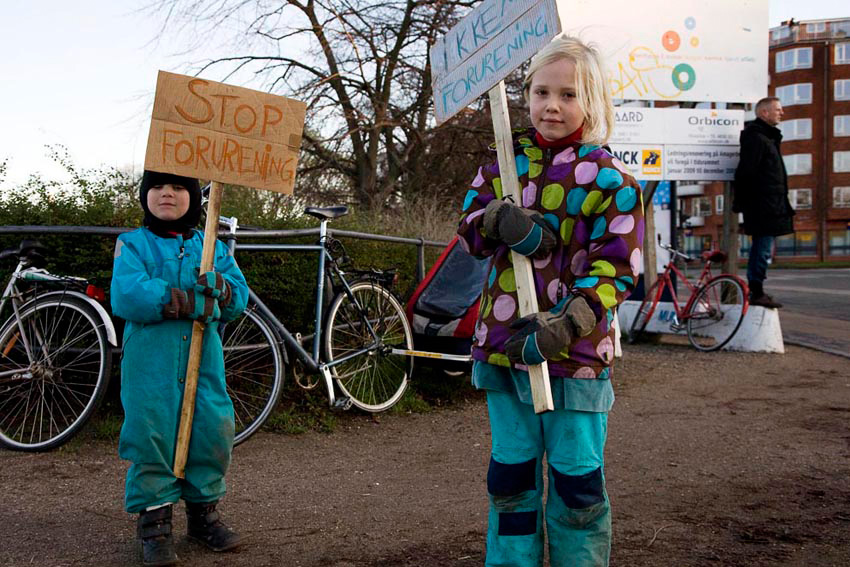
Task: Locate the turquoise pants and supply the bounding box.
[485,389,611,567]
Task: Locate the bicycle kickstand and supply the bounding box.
[319,364,352,411]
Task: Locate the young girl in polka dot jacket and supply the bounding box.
[457,36,644,567]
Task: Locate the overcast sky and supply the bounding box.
[0,0,847,187]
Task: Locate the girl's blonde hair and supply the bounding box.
[522,35,614,146]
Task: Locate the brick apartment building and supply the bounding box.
[679,17,850,262]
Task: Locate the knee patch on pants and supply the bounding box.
[551,465,607,528]
[488,457,538,536]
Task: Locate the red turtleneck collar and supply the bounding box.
[534,126,583,149]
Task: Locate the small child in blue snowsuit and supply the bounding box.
[111,171,249,566]
[457,36,644,567]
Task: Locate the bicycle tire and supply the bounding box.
[220,303,284,445]
[686,275,747,352]
[628,279,662,344]
[324,281,413,412]
[0,296,111,451]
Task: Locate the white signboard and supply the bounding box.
[610,108,744,180]
[430,0,560,124]
[665,145,739,180]
[558,0,768,103]
[611,107,744,145]
[609,144,665,181]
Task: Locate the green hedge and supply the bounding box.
[0,162,473,438]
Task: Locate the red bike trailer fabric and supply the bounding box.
[405,236,489,357]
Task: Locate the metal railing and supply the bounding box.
[0,225,449,283]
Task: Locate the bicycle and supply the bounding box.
[214,206,415,445]
[628,241,749,352]
[0,239,117,451]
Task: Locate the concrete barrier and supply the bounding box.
[617,300,785,353]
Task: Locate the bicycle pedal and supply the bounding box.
[332,396,353,411]
[670,323,685,332]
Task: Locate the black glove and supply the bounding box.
[163,288,221,324]
[482,199,557,258]
[504,296,596,365]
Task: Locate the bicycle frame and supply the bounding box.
[222,216,388,408]
[653,257,716,324]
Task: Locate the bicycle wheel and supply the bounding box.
[324,281,413,412]
[220,304,284,445]
[0,296,111,451]
[686,275,747,352]
[628,279,662,344]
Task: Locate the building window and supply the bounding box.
[836,79,850,101]
[789,188,812,210]
[783,153,812,175]
[776,47,812,71]
[835,151,850,173]
[834,21,850,37]
[780,118,812,140]
[834,186,850,207]
[776,231,817,256]
[837,42,850,64]
[683,235,712,257]
[693,196,712,217]
[807,22,826,34]
[828,230,850,256]
[836,115,850,137]
[771,26,791,41]
[715,194,724,214]
[776,83,812,106]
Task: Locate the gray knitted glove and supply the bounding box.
[482,199,557,258]
[504,296,596,365]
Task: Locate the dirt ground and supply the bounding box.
[2,342,849,567]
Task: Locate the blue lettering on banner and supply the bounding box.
[439,15,549,114]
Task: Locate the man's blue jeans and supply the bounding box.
[747,235,774,286]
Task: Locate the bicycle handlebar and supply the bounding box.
[658,242,696,263]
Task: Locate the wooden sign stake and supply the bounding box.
[174,180,224,478]
[488,81,554,414]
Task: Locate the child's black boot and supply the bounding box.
[137,505,178,566]
[185,500,243,552]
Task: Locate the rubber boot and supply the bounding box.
[185,500,243,552]
[137,505,178,567]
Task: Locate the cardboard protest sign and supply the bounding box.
[143,71,305,476]
[432,0,560,413]
[145,71,306,193]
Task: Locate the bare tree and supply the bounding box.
[152,0,526,211]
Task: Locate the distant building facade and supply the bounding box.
[679,17,850,261]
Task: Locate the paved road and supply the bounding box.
[759,268,850,356]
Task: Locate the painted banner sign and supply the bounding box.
[558,0,768,103]
[145,71,307,193]
[431,0,560,124]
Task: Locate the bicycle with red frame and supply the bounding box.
[629,241,750,352]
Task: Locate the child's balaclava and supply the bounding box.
[139,170,202,237]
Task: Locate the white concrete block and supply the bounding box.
[617,300,785,353]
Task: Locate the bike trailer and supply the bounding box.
[404,236,489,370]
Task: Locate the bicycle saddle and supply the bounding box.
[702,250,727,263]
[0,239,48,267]
[304,206,349,220]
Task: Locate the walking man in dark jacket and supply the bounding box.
[733,96,795,308]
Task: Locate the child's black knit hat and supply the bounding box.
[139,170,202,236]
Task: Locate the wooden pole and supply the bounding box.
[488,82,553,414]
[642,181,659,292]
[174,181,224,478]
[721,181,740,276]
